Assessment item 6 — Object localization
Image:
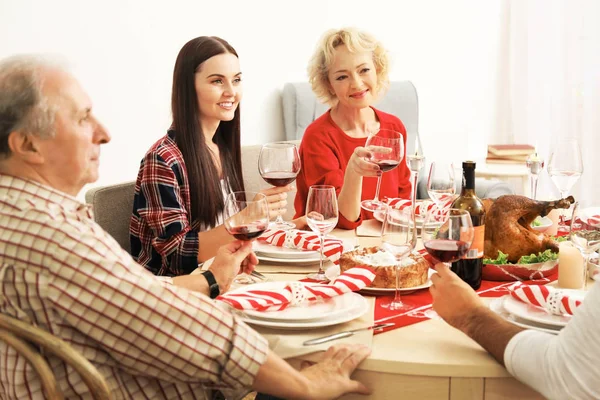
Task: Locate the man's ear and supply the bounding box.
[6,131,45,164]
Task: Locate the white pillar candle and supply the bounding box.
[558,242,584,289]
[546,209,560,237]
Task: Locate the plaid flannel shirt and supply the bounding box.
[0,174,267,399]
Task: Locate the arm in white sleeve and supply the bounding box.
[504,280,600,400]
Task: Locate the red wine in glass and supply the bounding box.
[424,239,470,263]
[261,171,298,187]
[228,222,268,241]
[374,160,400,173]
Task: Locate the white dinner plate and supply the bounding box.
[255,238,355,264]
[235,294,369,330]
[502,290,585,328]
[489,297,561,335]
[325,265,434,295]
[229,281,368,322]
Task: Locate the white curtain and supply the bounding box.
[493,0,600,206]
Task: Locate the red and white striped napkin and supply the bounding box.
[217,266,376,312]
[258,229,344,264]
[508,282,583,316]
[386,196,454,216]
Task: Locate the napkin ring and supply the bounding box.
[283,229,299,249]
[288,281,308,306]
[546,290,564,315]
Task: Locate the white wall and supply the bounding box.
[0,0,503,198]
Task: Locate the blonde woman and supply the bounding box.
[294,27,411,229]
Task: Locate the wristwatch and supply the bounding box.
[201,270,220,299]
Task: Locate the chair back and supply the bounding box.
[0,314,112,399]
[85,182,136,253]
[282,80,423,154]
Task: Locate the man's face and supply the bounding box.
[36,69,111,196]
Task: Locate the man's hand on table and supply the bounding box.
[300,344,371,399]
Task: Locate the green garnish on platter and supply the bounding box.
[483,236,567,265]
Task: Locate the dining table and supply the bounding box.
[249,228,555,400]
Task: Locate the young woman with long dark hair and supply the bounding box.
[130,36,296,276]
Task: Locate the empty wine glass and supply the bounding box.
[360,129,404,213]
[306,185,339,281]
[570,203,600,289]
[258,142,301,230]
[548,139,583,232]
[422,208,474,269]
[380,206,417,311]
[427,162,456,209]
[224,191,270,284]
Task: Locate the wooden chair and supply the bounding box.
[0,314,112,400]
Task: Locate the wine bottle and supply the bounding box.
[451,161,485,289]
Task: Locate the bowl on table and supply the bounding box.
[483,260,558,281]
[531,216,553,233]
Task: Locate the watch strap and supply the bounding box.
[201,270,220,299]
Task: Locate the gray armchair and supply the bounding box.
[281,81,513,199]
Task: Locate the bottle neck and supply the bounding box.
[461,167,476,195]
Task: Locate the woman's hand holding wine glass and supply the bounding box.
[306,185,339,282]
[360,129,404,213]
[224,191,269,284]
[259,142,301,230]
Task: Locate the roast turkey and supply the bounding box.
[483,195,575,263]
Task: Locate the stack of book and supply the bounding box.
[486,144,536,164]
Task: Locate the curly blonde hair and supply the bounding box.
[307,27,390,106]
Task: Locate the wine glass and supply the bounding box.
[547,139,583,232]
[525,152,544,200]
[422,208,474,269]
[224,191,270,284]
[360,129,404,212]
[306,185,339,281]
[380,206,417,311]
[570,203,600,289]
[258,142,301,230]
[427,162,456,209]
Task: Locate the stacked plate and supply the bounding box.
[253,236,355,265]
[489,290,585,334]
[223,281,369,330]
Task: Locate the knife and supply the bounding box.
[303,323,395,346]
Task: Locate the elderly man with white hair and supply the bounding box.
[0,55,371,400]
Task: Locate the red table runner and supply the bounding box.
[373,272,558,334]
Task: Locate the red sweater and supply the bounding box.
[294,108,412,229]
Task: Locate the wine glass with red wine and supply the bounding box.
[224,191,269,284]
[360,129,404,213]
[258,142,301,230]
[421,208,474,268]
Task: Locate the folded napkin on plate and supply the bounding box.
[217,266,375,311]
[508,282,583,316]
[258,229,344,264]
[386,197,454,216]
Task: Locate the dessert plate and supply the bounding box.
[325,265,434,295]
